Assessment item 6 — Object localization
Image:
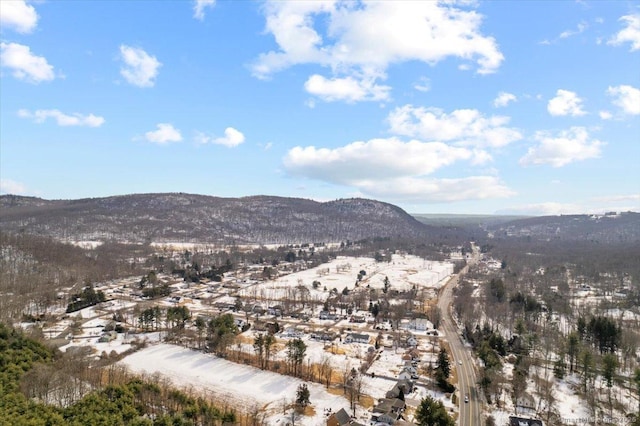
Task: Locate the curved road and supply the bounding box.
[437,261,482,426]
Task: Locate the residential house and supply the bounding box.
[267,305,283,317]
[319,311,338,320]
[375,412,399,425]
[327,408,350,426]
[373,398,405,416]
[409,318,432,331]
[281,327,304,338]
[326,408,365,426]
[344,333,370,344]
[406,336,418,347]
[509,416,543,426]
[385,379,414,399]
[310,331,336,342]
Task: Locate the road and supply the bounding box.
[437,257,482,426]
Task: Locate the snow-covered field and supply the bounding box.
[120,344,355,425]
[239,254,453,302]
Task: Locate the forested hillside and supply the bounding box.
[0,323,236,425]
[0,193,455,244]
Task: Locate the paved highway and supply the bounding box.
[437,257,482,426]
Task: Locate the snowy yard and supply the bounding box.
[120,343,356,425]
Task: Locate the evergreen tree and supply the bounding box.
[602,353,618,388]
[254,334,265,369]
[567,332,580,373]
[415,395,455,426]
[286,338,307,377]
[295,383,310,408]
[553,352,566,380]
[436,348,451,378]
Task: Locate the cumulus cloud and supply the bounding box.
[608,14,640,51]
[283,137,513,203]
[18,109,105,127]
[493,92,517,108]
[607,84,640,115]
[599,110,613,120]
[0,42,54,83]
[196,127,245,147]
[547,89,586,116]
[253,1,503,102]
[193,0,215,20]
[144,123,182,144]
[0,0,38,33]
[119,45,161,88]
[355,176,514,202]
[284,138,471,182]
[0,178,28,195]
[304,74,390,102]
[387,105,522,149]
[520,127,603,167]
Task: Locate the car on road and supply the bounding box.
[458,360,462,365]
[464,394,469,403]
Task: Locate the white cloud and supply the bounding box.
[520,127,603,167]
[608,14,640,51]
[493,92,517,108]
[547,89,586,116]
[284,137,472,183]
[253,1,503,101]
[283,136,513,203]
[607,84,640,115]
[196,127,245,147]
[0,42,54,83]
[413,77,431,93]
[0,0,38,33]
[0,178,28,195]
[599,110,613,120]
[144,123,182,144]
[119,45,161,88]
[559,21,588,39]
[304,74,390,102]
[215,127,245,147]
[17,109,105,127]
[193,0,215,20]
[356,176,515,203]
[387,105,522,149]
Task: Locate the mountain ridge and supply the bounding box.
[0,193,439,245]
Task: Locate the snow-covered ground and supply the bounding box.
[239,255,453,302]
[120,343,355,425]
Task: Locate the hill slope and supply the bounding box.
[0,193,438,244]
[487,212,640,243]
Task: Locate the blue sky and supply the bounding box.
[1,0,639,215]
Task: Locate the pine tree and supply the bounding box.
[295,383,310,408]
[415,395,455,426]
